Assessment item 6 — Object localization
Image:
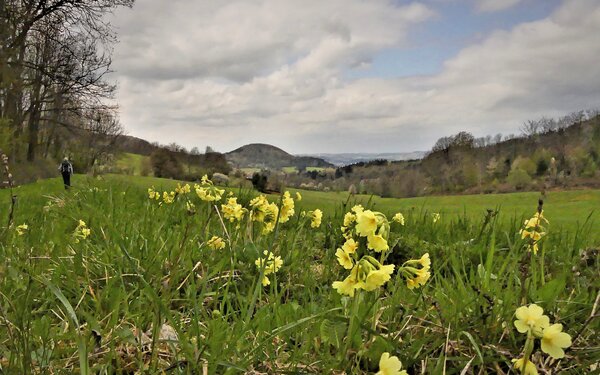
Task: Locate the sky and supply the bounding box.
[108,0,600,154]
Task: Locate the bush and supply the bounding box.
[150,149,182,179]
[507,168,532,190]
[251,172,268,193]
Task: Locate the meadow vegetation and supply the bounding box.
[0,174,598,374]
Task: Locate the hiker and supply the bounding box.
[58,157,73,189]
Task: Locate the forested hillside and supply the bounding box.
[289,111,600,197]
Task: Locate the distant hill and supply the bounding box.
[304,151,427,166]
[226,143,333,170]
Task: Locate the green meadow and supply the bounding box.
[0,174,598,373]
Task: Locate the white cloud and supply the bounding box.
[111,0,600,153]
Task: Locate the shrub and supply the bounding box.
[507,168,532,190]
[150,149,182,178]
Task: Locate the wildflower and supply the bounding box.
[163,191,175,204]
[332,266,361,297]
[74,220,91,243]
[341,238,358,254]
[376,352,407,375]
[186,201,196,212]
[195,175,225,202]
[309,209,322,228]
[295,192,302,201]
[249,195,270,222]
[148,187,159,200]
[367,233,389,252]
[175,183,191,195]
[512,358,538,375]
[351,204,364,214]
[16,224,28,236]
[207,236,226,250]
[255,251,283,286]
[279,191,295,223]
[540,324,571,359]
[343,212,356,227]
[356,210,377,236]
[335,248,354,269]
[401,253,431,290]
[514,304,550,336]
[363,263,395,291]
[418,253,431,268]
[520,210,548,254]
[392,212,405,226]
[221,198,245,222]
[432,213,440,223]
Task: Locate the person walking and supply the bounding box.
[59,157,73,189]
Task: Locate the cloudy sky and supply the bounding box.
[108,0,600,154]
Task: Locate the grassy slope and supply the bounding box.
[3,174,598,241]
[0,174,598,373]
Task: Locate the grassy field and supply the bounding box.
[0,174,598,373]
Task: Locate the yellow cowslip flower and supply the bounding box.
[255,250,283,286]
[175,183,191,195]
[195,187,224,202]
[295,192,302,201]
[512,358,538,375]
[309,209,322,228]
[367,233,389,252]
[332,266,362,297]
[401,254,431,290]
[351,204,364,214]
[355,210,378,237]
[148,187,158,200]
[74,220,91,243]
[221,198,245,222]
[514,304,550,337]
[406,268,430,290]
[186,201,196,212]
[279,191,295,223]
[419,253,431,268]
[363,264,395,291]
[207,236,226,250]
[163,191,175,204]
[432,213,440,223]
[343,212,356,227]
[541,324,571,359]
[249,195,270,222]
[335,248,354,269]
[16,224,28,236]
[376,352,407,375]
[392,212,405,226]
[341,238,358,254]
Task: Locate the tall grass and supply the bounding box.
[0,175,598,373]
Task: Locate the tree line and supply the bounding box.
[0,0,133,172]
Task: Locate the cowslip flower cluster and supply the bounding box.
[392,212,405,226]
[148,187,160,200]
[278,191,295,223]
[162,191,176,204]
[308,209,322,228]
[376,352,408,375]
[249,195,279,233]
[519,211,548,254]
[16,224,28,236]
[74,220,91,243]
[207,235,226,250]
[332,205,396,296]
[195,175,225,202]
[255,250,283,286]
[399,253,431,290]
[221,197,246,222]
[432,213,440,223]
[512,304,572,374]
[175,183,191,195]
